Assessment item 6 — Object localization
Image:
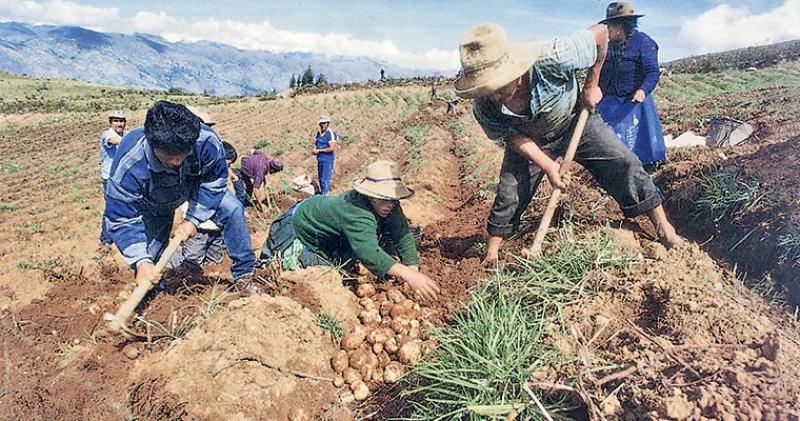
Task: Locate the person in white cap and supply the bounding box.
[453,21,682,266]
[99,109,126,245]
[260,160,440,300]
[312,114,337,194]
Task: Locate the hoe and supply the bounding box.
[521,108,590,259]
[104,232,188,339]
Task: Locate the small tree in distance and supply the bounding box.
[289,74,296,88]
[301,66,315,86]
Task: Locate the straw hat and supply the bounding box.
[352,160,414,200]
[601,2,644,23]
[186,105,215,126]
[454,23,544,99]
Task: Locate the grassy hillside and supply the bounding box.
[664,39,800,73]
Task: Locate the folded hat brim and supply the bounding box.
[353,179,415,200]
[600,13,644,23]
[454,41,544,99]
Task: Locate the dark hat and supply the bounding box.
[601,2,644,23]
[144,101,201,154]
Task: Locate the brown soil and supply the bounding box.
[555,233,800,420]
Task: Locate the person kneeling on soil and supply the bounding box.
[260,160,440,300]
[104,100,259,295]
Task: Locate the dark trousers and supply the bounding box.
[488,113,663,237]
[99,180,113,245]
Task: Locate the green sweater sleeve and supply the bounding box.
[342,216,400,278]
[385,207,419,267]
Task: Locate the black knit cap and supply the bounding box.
[144,100,201,154]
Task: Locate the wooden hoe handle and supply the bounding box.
[104,232,188,337]
[523,108,590,259]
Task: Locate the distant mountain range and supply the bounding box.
[0,21,433,96]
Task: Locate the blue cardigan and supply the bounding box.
[599,30,660,98]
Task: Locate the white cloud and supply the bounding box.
[0,0,460,70]
[679,0,800,54]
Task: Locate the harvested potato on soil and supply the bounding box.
[352,381,371,401]
[331,350,349,373]
[377,351,391,366]
[379,300,394,316]
[366,328,388,345]
[398,340,422,364]
[383,362,406,383]
[358,297,375,309]
[349,348,376,369]
[342,367,361,385]
[333,376,345,387]
[372,342,384,354]
[383,337,400,354]
[341,329,366,350]
[386,288,405,303]
[356,283,376,298]
[359,309,381,325]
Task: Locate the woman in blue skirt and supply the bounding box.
[598,2,666,172]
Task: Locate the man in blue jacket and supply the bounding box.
[104,101,259,295]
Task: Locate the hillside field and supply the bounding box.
[1,61,799,420]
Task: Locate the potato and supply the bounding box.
[343,367,361,385]
[372,342,384,354]
[386,288,405,303]
[359,309,381,325]
[390,302,417,319]
[407,328,421,340]
[333,376,345,387]
[341,329,366,350]
[422,339,438,356]
[390,319,408,335]
[340,391,355,403]
[383,337,399,354]
[379,301,394,316]
[358,297,375,309]
[371,367,384,383]
[366,328,388,345]
[352,381,371,401]
[356,283,376,298]
[331,350,349,373]
[359,364,374,381]
[378,351,391,366]
[383,362,406,383]
[398,341,423,364]
[349,349,373,369]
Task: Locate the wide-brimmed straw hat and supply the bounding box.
[601,2,644,23]
[352,160,414,200]
[454,23,544,99]
[186,105,215,126]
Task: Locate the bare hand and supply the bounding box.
[545,162,566,190]
[135,261,156,284]
[582,85,603,111]
[176,220,198,240]
[311,149,319,155]
[403,270,440,301]
[632,89,646,103]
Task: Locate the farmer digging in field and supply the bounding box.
[313,114,338,195]
[454,23,682,266]
[259,160,440,300]
[99,109,126,246]
[237,147,284,208]
[104,100,260,295]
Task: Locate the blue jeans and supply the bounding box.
[99,180,113,245]
[145,190,255,279]
[317,160,334,195]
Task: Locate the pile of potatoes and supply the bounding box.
[331,282,436,402]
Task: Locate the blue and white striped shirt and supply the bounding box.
[104,125,228,268]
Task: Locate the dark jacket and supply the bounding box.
[599,30,660,98]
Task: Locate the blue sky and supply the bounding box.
[1,0,798,70]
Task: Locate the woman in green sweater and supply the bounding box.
[261,160,440,300]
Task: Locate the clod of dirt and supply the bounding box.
[130,295,342,420]
[661,390,695,420]
[760,331,780,361]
